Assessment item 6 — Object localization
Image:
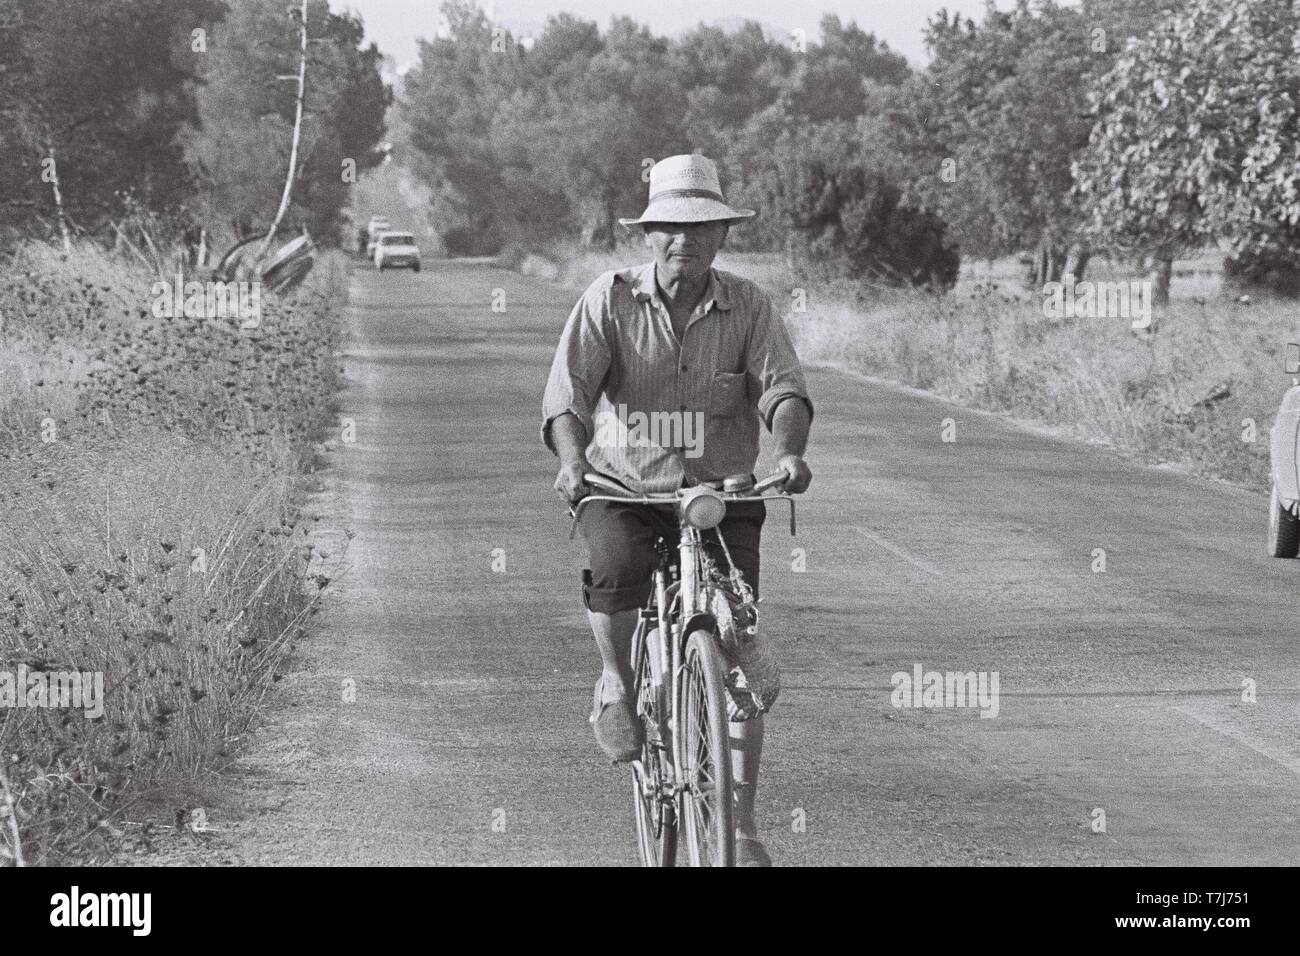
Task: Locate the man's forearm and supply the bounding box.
[771,397,811,458]
[550,412,590,466]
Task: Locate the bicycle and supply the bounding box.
[569,471,797,867]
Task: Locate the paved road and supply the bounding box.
[220,258,1300,865]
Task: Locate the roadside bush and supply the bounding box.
[1222,249,1300,299]
[772,121,960,292]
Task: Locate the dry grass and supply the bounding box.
[786,282,1281,488]
[0,240,345,863]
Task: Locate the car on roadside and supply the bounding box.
[373,232,421,272]
[1268,342,1300,556]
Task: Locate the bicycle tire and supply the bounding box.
[632,627,677,867]
[678,628,735,867]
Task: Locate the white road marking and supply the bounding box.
[1173,703,1300,779]
[853,526,943,578]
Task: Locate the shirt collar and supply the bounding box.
[630,261,733,313]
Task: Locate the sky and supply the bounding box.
[337,0,1049,73]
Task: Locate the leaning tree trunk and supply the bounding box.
[257,0,309,262]
[43,140,72,254]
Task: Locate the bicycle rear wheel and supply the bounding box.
[632,628,676,866]
[678,629,735,867]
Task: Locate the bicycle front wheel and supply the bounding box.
[632,627,676,867]
[677,629,735,867]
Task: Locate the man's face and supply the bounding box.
[643,221,728,284]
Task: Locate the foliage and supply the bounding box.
[182,0,390,245]
[399,3,912,256]
[771,121,959,290]
[892,0,1175,269]
[0,0,225,241]
[1075,0,1300,285]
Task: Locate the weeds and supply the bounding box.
[0,241,344,863]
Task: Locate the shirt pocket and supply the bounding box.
[708,370,747,418]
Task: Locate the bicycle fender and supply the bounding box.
[678,612,718,641]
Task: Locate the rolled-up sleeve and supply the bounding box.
[745,291,814,429]
[541,284,612,456]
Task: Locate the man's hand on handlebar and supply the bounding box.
[555,458,590,504]
[561,462,803,538]
[774,453,812,494]
[559,456,808,505]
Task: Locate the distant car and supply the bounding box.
[1268,342,1300,556]
[373,232,420,272]
[365,217,390,257]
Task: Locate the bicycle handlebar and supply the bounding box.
[751,471,788,494]
[567,471,798,538]
[583,473,636,497]
[583,471,788,499]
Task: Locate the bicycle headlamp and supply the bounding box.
[681,487,726,530]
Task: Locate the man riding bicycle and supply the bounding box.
[541,154,813,866]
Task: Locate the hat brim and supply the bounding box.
[619,196,756,228]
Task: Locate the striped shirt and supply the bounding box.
[541,261,813,493]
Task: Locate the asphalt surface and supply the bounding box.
[216,258,1300,865]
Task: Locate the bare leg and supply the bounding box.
[730,714,763,838]
[588,608,638,704]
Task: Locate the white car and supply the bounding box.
[373,232,421,272]
[1269,342,1300,556]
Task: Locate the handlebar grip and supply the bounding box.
[583,473,634,497]
[752,471,788,493]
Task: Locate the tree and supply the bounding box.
[400,1,526,253]
[896,0,1178,287]
[0,0,224,243]
[296,7,389,244]
[491,16,686,250]
[773,121,959,290]
[675,21,794,158]
[715,17,911,254]
[183,0,389,246]
[777,14,910,123]
[1074,0,1300,302]
[400,7,913,255]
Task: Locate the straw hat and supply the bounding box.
[618,154,756,227]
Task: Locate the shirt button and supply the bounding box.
[680,364,688,372]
